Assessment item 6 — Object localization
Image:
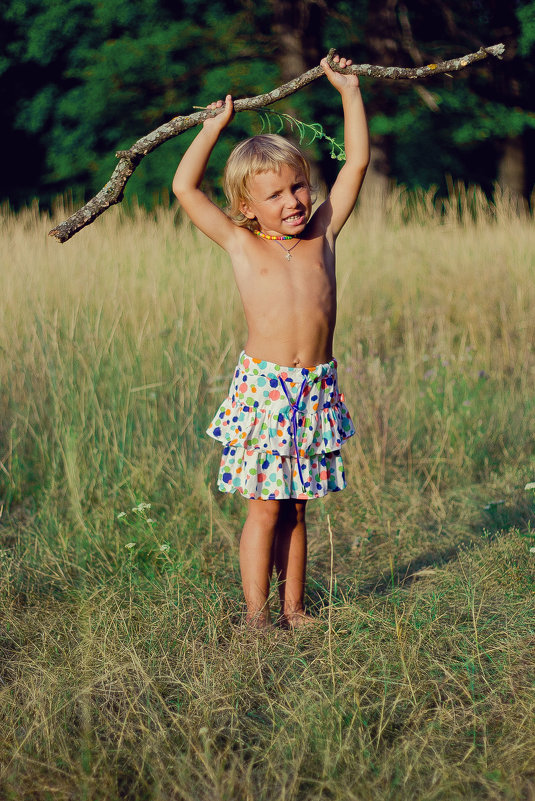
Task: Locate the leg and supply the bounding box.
[274,500,315,628]
[240,498,281,628]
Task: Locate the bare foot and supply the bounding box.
[244,611,275,632]
[280,611,317,630]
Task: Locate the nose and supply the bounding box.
[285,190,301,208]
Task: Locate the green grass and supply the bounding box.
[1,187,535,800]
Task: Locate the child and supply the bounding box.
[172,54,369,630]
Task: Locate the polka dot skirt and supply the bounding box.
[207,351,355,500]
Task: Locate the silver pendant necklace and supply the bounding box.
[254,230,302,260]
[275,238,302,261]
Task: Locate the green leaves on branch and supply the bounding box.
[257,108,346,161]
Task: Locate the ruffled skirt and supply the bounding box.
[207,351,354,500]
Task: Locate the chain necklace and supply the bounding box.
[255,230,302,261]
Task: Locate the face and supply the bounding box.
[239,163,312,237]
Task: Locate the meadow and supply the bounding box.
[1,185,534,800]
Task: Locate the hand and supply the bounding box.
[202,94,234,132]
[321,54,360,92]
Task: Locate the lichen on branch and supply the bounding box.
[49,44,505,243]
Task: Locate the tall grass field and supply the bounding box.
[1,186,535,800]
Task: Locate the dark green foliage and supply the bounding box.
[1,0,279,205]
[1,0,535,206]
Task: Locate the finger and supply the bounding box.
[320,57,333,72]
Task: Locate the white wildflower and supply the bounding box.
[530,547,535,554]
[524,483,535,491]
[132,502,151,513]
[117,511,127,519]
[125,542,136,550]
[159,543,170,552]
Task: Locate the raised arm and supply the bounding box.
[172,95,238,250]
[311,55,370,239]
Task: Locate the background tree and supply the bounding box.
[1,0,534,208]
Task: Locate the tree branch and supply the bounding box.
[49,43,505,243]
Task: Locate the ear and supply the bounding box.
[239,200,256,220]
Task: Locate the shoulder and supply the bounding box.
[233,225,257,248]
[225,224,259,260]
[304,202,336,245]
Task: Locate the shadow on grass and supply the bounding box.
[306,544,459,607]
[473,493,535,538]
[307,495,535,607]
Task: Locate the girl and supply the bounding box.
[172,54,369,629]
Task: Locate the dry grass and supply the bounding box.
[1,187,535,800]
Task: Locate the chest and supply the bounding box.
[233,236,335,294]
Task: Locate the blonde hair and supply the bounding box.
[223,134,312,230]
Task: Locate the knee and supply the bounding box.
[246,499,281,529]
[280,500,307,527]
[293,501,307,525]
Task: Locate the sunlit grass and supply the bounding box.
[1,186,534,800]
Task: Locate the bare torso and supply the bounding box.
[229,227,337,368]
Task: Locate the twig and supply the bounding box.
[327,513,336,695]
[49,44,505,243]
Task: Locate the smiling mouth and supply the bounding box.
[284,213,305,223]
